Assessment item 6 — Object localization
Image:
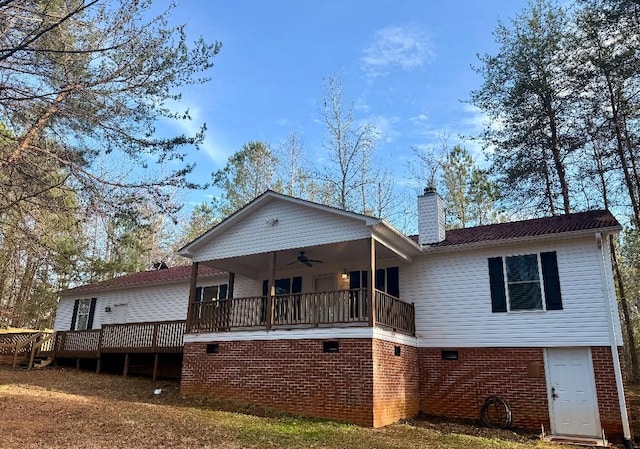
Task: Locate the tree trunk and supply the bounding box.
[545,97,571,214]
[605,74,640,224]
[610,237,639,382]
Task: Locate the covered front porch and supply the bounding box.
[187,287,415,336]
[179,192,423,339]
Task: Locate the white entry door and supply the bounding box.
[113,304,128,324]
[546,348,601,437]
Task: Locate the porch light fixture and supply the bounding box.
[341,269,349,280]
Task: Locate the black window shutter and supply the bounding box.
[541,251,563,310]
[387,267,399,297]
[292,277,302,294]
[219,284,228,300]
[70,299,79,330]
[194,287,203,302]
[488,257,507,313]
[262,280,268,296]
[349,271,360,289]
[87,298,97,329]
[375,268,385,291]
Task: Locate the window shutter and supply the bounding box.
[349,271,360,289]
[261,280,268,323]
[219,284,228,300]
[488,257,507,313]
[387,267,399,297]
[87,298,97,329]
[194,287,203,302]
[70,299,79,330]
[541,251,563,310]
[375,268,385,291]
[292,277,302,294]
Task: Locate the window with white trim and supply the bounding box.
[505,254,543,311]
[75,298,92,330]
[488,251,563,313]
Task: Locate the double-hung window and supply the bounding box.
[488,251,562,313]
[505,254,542,311]
[70,297,97,330]
[195,284,228,302]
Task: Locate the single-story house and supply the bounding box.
[53,189,632,446]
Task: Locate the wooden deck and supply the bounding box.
[187,288,416,336]
[52,320,186,359]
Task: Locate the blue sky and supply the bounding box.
[157,1,529,220]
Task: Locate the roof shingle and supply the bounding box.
[411,209,620,248]
[60,265,224,296]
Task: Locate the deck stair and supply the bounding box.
[31,356,53,369]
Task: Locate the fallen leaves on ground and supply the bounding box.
[0,366,577,449]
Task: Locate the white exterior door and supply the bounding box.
[113,304,128,324]
[546,348,600,437]
[314,276,334,292]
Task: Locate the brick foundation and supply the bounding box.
[372,339,419,427]
[418,346,626,441]
[592,346,627,441]
[418,347,549,430]
[181,337,421,427]
[181,340,626,438]
[182,338,376,425]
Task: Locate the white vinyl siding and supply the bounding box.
[54,275,227,331]
[404,236,622,347]
[193,199,371,262]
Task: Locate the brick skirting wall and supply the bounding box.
[592,346,627,441]
[418,346,625,441]
[372,339,419,427]
[182,338,376,426]
[182,340,625,438]
[181,338,421,427]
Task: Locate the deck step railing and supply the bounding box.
[0,331,54,367]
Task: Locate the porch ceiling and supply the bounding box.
[200,238,405,279]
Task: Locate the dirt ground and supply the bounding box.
[0,366,591,449]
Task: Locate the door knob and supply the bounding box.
[551,386,559,399]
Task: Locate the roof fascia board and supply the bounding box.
[370,223,422,263]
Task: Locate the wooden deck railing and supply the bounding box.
[53,320,186,358]
[54,329,101,357]
[375,290,416,335]
[188,288,415,336]
[101,320,185,353]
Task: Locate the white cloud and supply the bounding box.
[367,114,400,143]
[276,117,292,127]
[361,25,434,78]
[165,104,232,168]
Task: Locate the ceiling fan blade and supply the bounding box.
[287,260,299,265]
[308,259,323,264]
[303,260,313,267]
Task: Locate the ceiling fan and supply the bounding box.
[288,251,323,267]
